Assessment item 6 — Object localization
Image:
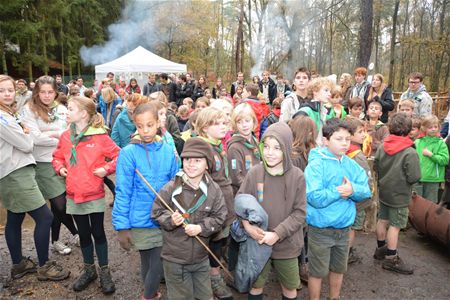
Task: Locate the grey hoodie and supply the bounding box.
[0,110,35,179]
[400,84,433,117]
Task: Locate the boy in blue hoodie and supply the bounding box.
[305,118,371,300]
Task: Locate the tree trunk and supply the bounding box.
[27,38,33,83]
[358,0,373,68]
[431,0,447,92]
[235,0,244,73]
[388,0,400,88]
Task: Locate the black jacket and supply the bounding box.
[175,83,193,106]
[161,81,177,103]
[364,86,395,123]
[258,78,277,103]
[142,82,161,96]
[193,85,207,100]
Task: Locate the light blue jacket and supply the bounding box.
[97,95,121,129]
[111,108,135,148]
[112,136,179,230]
[304,147,371,229]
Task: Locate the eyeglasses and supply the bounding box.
[408,81,421,84]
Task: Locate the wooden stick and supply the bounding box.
[135,169,234,280]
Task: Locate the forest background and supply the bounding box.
[1,0,448,92]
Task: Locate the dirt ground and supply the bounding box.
[1,187,449,300]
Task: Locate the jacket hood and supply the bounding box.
[227,134,248,149]
[129,131,162,144]
[84,126,108,136]
[383,134,414,155]
[292,101,320,119]
[308,147,343,163]
[260,121,293,173]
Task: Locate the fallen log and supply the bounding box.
[408,193,450,249]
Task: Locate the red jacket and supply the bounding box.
[52,127,120,204]
[243,97,270,139]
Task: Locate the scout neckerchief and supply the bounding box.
[0,103,28,132]
[171,172,208,223]
[200,136,229,178]
[47,101,59,122]
[69,123,89,166]
[233,133,261,160]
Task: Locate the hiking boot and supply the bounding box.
[73,264,97,291]
[37,260,70,281]
[348,248,362,264]
[211,273,233,300]
[52,240,72,255]
[373,245,388,260]
[382,255,414,275]
[99,265,116,294]
[299,262,309,283]
[11,257,37,279]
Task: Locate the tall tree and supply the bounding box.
[388,0,400,88]
[358,0,373,67]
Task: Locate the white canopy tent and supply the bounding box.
[95,46,187,89]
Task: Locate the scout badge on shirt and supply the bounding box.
[231,159,237,170]
[245,155,252,170]
[257,182,264,203]
[214,154,222,171]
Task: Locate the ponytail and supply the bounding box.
[90,112,105,128]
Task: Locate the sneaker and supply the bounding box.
[211,273,233,300]
[52,240,72,255]
[299,262,309,283]
[68,234,80,247]
[37,260,70,281]
[11,257,37,279]
[99,265,116,294]
[348,248,362,264]
[73,264,97,292]
[382,255,414,275]
[373,245,388,260]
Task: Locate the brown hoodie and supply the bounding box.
[227,134,261,195]
[238,122,307,259]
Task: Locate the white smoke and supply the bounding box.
[80,0,164,65]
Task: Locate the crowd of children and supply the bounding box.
[1,68,449,300]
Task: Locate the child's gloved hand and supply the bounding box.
[171,210,185,226]
[185,224,202,236]
[117,230,133,251]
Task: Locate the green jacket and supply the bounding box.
[414,135,449,183]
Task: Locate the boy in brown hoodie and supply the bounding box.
[238,121,306,300]
[152,138,227,300]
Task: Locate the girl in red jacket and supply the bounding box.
[52,96,120,294]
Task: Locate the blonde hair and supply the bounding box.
[210,99,233,113]
[331,85,342,98]
[101,87,116,104]
[177,105,190,117]
[0,75,16,114]
[69,96,105,128]
[340,73,353,89]
[149,91,168,106]
[307,77,334,100]
[367,73,387,102]
[420,115,439,131]
[196,106,227,137]
[398,98,414,110]
[127,93,149,107]
[231,103,257,132]
[195,97,210,108]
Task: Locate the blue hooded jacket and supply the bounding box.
[111,108,135,148]
[304,147,371,229]
[97,95,121,129]
[112,136,179,230]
